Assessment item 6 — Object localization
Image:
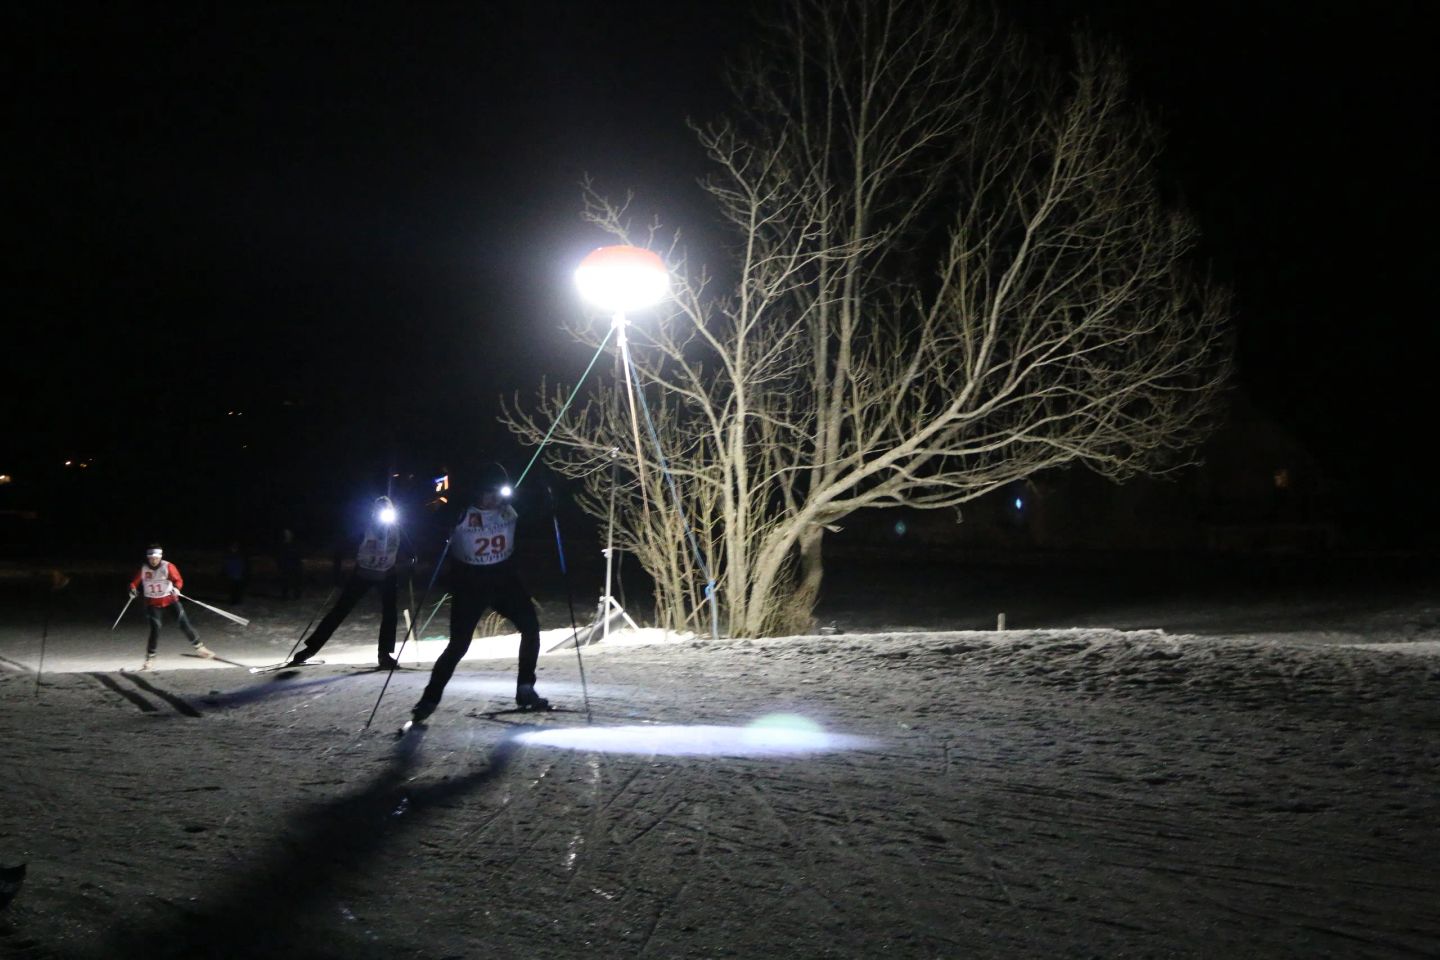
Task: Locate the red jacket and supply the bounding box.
[130,561,183,607]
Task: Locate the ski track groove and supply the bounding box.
[86,672,158,713]
[117,672,202,717]
[635,799,706,958]
[561,756,605,900]
[739,776,842,918]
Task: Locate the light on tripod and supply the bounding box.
[575,245,669,313]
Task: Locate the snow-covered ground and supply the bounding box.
[1,556,1438,958]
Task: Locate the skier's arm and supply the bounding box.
[169,562,184,593]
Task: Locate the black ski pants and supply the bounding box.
[420,562,540,708]
[145,602,199,656]
[300,571,398,657]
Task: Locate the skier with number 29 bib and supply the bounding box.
[409,464,548,727]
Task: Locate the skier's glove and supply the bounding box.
[128,587,138,598]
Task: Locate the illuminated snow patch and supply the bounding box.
[514,719,873,757]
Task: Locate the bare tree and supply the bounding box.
[504,0,1231,638]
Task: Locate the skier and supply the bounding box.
[289,496,410,669]
[127,545,214,669]
[409,464,548,726]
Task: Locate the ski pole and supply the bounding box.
[174,591,250,627]
[365,535,452,729]
[406,566,419,667]
[283,585,337,664]
[549,484,592,724]
[418,593,449,636]
[111,594,136,631]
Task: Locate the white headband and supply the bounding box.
[146,549,163,557]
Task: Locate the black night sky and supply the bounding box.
[3,0,1433,550]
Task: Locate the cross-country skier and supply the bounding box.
[128,545,214,670]
[289,496,411,669]
[409,464,548,726]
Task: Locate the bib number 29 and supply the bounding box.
[474,534,506,560]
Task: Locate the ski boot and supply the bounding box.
[193,643,216,659]
[377,653,400,670]
[287,648,317,667]
[516,684,551,711]
[400,697,438,736]
[139,655,155,672]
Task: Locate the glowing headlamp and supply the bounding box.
[499,484,513,499]
[378,505,398,525]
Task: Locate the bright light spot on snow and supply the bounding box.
[378,506,398,525]
[748,713,824,735]
[514,722,873,757]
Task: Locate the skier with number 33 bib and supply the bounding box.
[410,463,547,726]
[127,544,214,670]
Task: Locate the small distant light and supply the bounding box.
[434,474,449,493]
[1014,498,1023,511]
[64,460,73,466]
[378,506,398,525]
[894,520,907,536]
[0,474,12,485]
[499,484,513,499]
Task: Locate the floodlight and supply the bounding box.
[499,484,513,499]
[574,245,669,314]
[379,506,398,525]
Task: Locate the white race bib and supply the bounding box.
[450,506,517,566]
[141,566,174,598]
[356,526,400,572]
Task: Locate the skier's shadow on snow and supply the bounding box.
[88,729,518,960]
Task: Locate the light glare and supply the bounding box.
[575,246,669,313]
[378,506,398,525]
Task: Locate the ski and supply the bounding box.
[248,660,327,675]
[183,652,249,669]
[474,704,572,719]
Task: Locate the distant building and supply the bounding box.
[831,392,1338,556]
